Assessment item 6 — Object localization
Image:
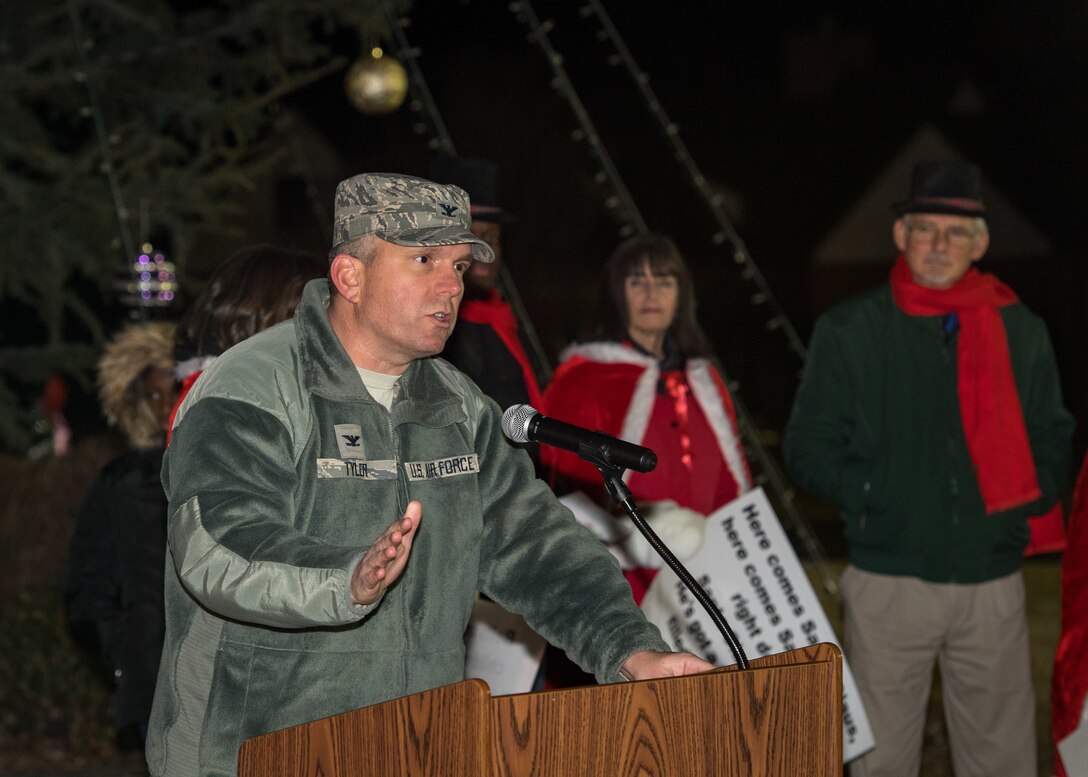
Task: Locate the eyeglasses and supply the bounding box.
[907,220,977,248]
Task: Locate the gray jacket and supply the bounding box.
[147,280,667,777]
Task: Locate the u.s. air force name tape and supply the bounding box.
[316,453,480,481]
[404,454,479,481]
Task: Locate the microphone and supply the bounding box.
[501,404,657,473]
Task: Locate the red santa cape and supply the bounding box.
[542,341,752,602]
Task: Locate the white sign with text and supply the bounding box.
[640,487,875,763]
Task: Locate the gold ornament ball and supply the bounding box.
[344,53,408,115]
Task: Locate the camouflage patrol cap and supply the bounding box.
[332,173,495,263]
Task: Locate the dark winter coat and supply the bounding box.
[65,449,167,728]
[784,284,1073,583]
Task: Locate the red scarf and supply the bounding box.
[889,255,1040,513]
[457,291,544,409]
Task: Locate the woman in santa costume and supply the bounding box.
[542,233,753,603]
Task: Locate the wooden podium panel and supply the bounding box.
[490,643,842,777]
[239,643,842,777]
[238,678,492,777]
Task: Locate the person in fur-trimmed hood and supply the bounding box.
[541,233,753,604]
[66,321,177,741]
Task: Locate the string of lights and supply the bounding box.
[377,0,553,383]
[378,0,455,154]
[514,2,835,593]
[508,0,647,237]
[580,0,808,363]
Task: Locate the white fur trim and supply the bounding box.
[625,500,706,567]
[686,360,752,492]
[559,341,655,367]
[618,367,658,486]
[175,355,218,382]
[558,490,630,543]
[555,343,750,492]
[559,342,656,486]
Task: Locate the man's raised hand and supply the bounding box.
[351,500,422,605]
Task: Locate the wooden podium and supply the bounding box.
[238,642,842,776]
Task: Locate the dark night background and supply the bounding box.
[10,1,1083,454]
[1,3,1085,771]
[257,0,1087,456]
[0,0,1080,496]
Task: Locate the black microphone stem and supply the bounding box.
[598,465,750,671]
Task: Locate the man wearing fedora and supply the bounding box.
[428,155,546,413]
[147,172,710,777]
[784,160,1073,776]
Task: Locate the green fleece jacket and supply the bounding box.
[784,284,1073,583]
[147,280,667,777]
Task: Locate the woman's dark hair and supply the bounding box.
[597,233,712,358]
[178,243,327,356]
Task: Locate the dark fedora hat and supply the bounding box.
[892,160,986,218]
[427,155,513,223]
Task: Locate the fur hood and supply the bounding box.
[98,322,175,449]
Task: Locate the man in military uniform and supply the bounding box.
[148,172,710,777]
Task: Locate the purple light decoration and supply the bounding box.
[122,245,177,308]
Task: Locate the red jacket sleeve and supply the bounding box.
[1053,454,1088,775]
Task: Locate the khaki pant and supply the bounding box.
[842,566,1036,777]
